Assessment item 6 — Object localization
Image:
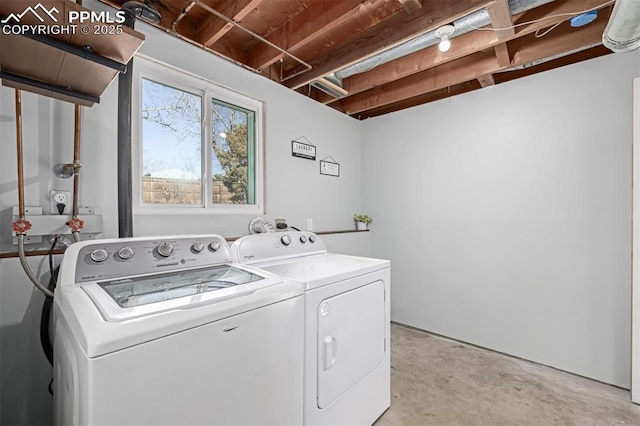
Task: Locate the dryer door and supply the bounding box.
[317,279,385,408]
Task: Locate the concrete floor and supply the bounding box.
[375,323,640,426]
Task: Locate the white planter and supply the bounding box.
[356,222,368,231]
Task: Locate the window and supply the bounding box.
[133,56,264,213]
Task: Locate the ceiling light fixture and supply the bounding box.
[435,24,455,53]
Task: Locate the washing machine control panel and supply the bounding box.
[73,235,233,283]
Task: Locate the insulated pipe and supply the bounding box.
[333,0,553,82]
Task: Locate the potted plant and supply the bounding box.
[354,214,372,230]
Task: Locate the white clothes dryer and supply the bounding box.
[231,231,390,426]
[53,234,304,426]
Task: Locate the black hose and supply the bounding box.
[40,236,59,367]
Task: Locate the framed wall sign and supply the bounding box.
[320,157,340,177]
[291,137,316,160]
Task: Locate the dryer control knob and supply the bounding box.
[192,242,205,253]
[281,234,292,246]
[157,242,174,257]
[117,246,134,260]
[90,248,108,263]
[299,235,308,243]
[208,241,221,252]
[309,234,317,243]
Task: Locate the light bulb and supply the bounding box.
[438,38,451,53]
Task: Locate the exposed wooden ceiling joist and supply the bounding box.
[487,0,515,39]
[93,0,617,119]
[398,0,424,14]
[249,0,363,71]
[339,14,608,115]
[283,0,493,89]
[494,42,512,67]
[477,74,496,87]
[333,0,610,108]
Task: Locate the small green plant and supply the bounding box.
[354,214,372,224]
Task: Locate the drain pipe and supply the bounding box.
[117,1,161,238]
[117,8,137,238]
[12,89,55,298]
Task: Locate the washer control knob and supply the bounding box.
[299,235,308,243]
[281,234,292,246]
[208,241,221,252]
[192,242,205,253]
[157,242,174,257]
[117,246,134,260]
[90,248,108,263]
[309,234,317,243]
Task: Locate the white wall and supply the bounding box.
[0,1,363,423]
[362,51,640,388]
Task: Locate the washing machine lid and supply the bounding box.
[256,253,390,290]
[82,264,279,321]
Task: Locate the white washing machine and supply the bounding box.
[53,234,304,426]
[231,231,390,426]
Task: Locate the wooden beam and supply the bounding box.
[399,0,423,14]
[353,80,482,119]
[494,45,611,85]
[337,0,604,99]
[195,0,264,47]
[283,0,493,89]
[477,74,495,87]
[494,42,511,67]
[510,17,607,67]
[339,29,496,98]
[486,0,514,39]
[341,52,499,115]
[249,0,363,71]
[339,18,606,115]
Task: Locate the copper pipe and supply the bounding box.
[14,89,54,297]
[72,105,81,218]
[15,90,25,219]
[171,1,196,31]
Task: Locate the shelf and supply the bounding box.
[0,0,145,106]
[0,229,369,258]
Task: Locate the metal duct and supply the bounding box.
[603,0,640,52]
[333,0,553,82]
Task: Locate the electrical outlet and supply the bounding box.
[50,190,71,215]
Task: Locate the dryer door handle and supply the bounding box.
[322,336,337,371]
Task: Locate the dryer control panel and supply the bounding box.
[231,231,326,264]
[69,235,233,283]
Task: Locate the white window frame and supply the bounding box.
[132,55,264,215]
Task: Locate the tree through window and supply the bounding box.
[135,57,263,212]
[212,100,255,205]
